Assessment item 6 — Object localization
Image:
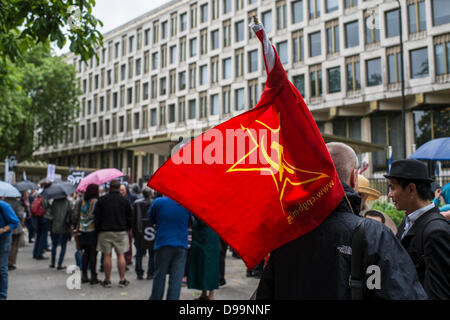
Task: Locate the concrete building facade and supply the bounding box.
[34,0,450,183]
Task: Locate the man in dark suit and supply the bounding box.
[385,159,450,300]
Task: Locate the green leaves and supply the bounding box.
[0,44,80,161]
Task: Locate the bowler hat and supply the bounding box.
[383,159,433,183]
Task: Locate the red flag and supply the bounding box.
[148,23,344,269]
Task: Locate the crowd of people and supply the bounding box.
[1,141,449,300]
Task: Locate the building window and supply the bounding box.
[144,28,150,46]
[236,48,244,77]
[190,38,198,57]
[152,52,158,70]
[160,77,167,95]
[180,12,187,32]
[211,56,219,84]
[371,112,404,170]
[413,106,450,147]
[200,28,208,55]
[121,35,127,57]
[262,11,273,34]
[309,31,321,57]
[127,87,133,105]
[277,41,288,64]
[171,13,177,37]
[247,10,257,39]
[187,63,195,89]
[150,108,157,126]
[292,30,304,63]
[179,71,186,90]
[410,47,429,78]
[248,49,258,73]
[119,116,124,133]
[129,35,134,53]
[135,81,140,103]
[387,46,402,84]
[385,8,400,38]
[344,0,357,9]
[366,57,382,86]
[277,1,287,30]
[365,10,380,45]
[346,56,361,92]
[211,29,219,50]
[161,45,167,68]
[292,0,304,24]
[345,20,359,48]
[211,94,219,115]
[408,0,426,34]
[326,0,338,13]
[128,57,134,79]
[134,112,140,130]
[151,76,157,99]
[135,58,141,76]
[236,0,244,11]
[223,85,231,114]
[143,82,149,100]
[212,0,219,20]
[200,92,207,118]
[310,64,322,98]
[188,99,196,119]
[190,4,197,29]
[224,0,232,14]
[309,0,321,19]
[326,19,339,54]
[153,21,159,44]
[169,70,176,94]
[327,66,340,93]
[168,104,175,123]
[180,37,186,62]
[200,64,208,85]
[235,88,245,110]
[223,20,231,47]
[333,117,361,140]
[169,45,176,65]
[178,98,186,123]
[223,57,232,79]
[144,51,149,74]
[248,79,258,107]
[293,74,305,97]
[120,64,126,81]
[201,3,208,23]
[235,20,244,42]
[159,103,166,127]
[161,21,168,40]
[432,0,450,26]
[434,34,450,76]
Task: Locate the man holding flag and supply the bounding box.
[148,18,426,299]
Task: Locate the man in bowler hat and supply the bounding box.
[385,159,450,299]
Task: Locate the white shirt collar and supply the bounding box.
[406,203,435,224]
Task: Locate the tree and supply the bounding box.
[0,44,81,162]
[0,0,103,75]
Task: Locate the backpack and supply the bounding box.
[31,196,46,217]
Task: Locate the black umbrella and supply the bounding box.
[41,182,76,200]
[14,181,38,192]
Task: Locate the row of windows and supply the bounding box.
[77,35,450,118]
[75,0,450,73]
[73,86,254,142]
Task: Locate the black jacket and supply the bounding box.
[255,183,427,300]
[397,205,450,300]
[94,192,132,232]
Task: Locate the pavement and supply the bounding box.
[7,237,260,300]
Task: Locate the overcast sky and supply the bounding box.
[54,0,171,55]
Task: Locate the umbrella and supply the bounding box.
[76,168,124,192]
[41,182,77,200]
[0,181,21,198]
[14,181,38,192]
[409,137,450,161]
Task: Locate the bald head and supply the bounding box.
[326,142,358,185]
